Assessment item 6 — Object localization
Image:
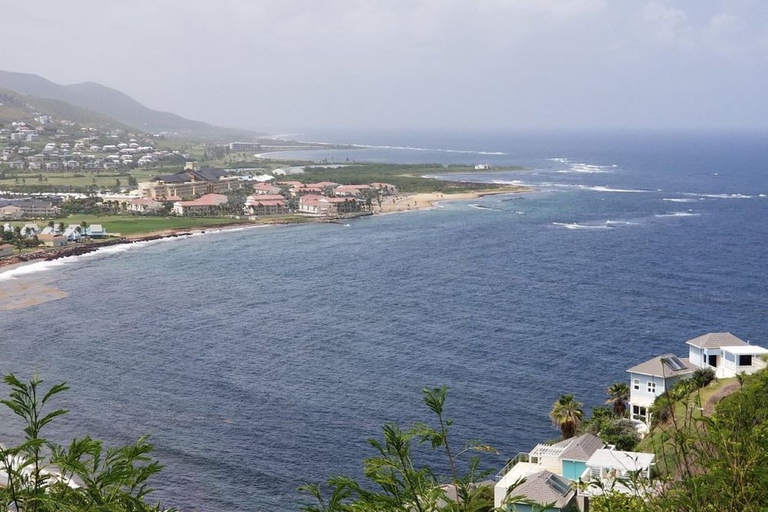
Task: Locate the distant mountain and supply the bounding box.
[0,70,258,141]
[0,87,131,129]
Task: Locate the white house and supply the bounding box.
[626,354,695,423]
[578,449,655,497]
[494,434,604,508]
[685,332,768,378]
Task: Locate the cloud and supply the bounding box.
[0,0,766,131]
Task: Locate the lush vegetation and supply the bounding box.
[0,373,170,512]
[296,164,525,194]
[300,386,499,512]
[593,369,768,512]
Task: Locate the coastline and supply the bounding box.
[0,186,528,310]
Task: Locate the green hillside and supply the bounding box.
[0,87,130,129]
[0,70,259,141]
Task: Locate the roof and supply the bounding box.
[586,449,654,472]
[510,470,575,509]
[38,234,65,241]
[558,434,605,462]
[721,345,768,356]
[626,354,696,377]
[686,332,748,349]
[176,194,228,207]
[246,194,285,202]
[131,198,163,205]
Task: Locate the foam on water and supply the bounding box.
[663,198,700,203]
[654,211,701,218]
[552,222,612,230]
[682,192,755,199]
[0,259,67,281]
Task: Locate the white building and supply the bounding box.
[685,332,768,378]
[626,354,695,423]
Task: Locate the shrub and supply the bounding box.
[691,368,716,388]
[599,419,641,451]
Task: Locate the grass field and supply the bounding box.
[7,214,313,236]
[636,377,737,476]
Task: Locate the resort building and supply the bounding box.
[244,194,288,216]
[370,182,398,195]
[172,194,228,216]
[0,204,23,220]
[685,332,768,378]
[251,183,284,196]
[298,194,364,217]
[129,198,165,214]
[626,354,695,423]
[138,167,244,200]
[0,200,60,219]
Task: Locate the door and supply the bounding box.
[708,354,717,367]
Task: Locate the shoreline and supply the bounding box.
[0,186,528,310]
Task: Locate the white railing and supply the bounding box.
[495,452,530,480]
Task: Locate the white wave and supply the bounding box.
[580,185,652,193]
[560,163,614,174]
[682,192,755,199]
[663,198,700,203]
[654,211,701,218]
[605,220,640,226]
[760,194,767,198]
[548,157,569,163]
[469,204,493,211]
[552,222,612,230]
[0,259,67,281]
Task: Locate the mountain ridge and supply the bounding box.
[0,70,259,141]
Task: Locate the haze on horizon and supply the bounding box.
[2,0,767,134]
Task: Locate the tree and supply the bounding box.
[549,394,584,439]
[605,382,630,417]
[0,373,173,512]
[300,387,496,512]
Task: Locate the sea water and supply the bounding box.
[0,130,766,511]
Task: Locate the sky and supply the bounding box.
[2,0,767,133]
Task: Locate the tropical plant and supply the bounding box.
[605,382,630,417]
[0,373,172,512]
[549,395,584,439]
[300,387,497,512]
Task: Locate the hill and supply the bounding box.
[0,87,131,130]
[0,70,258,141]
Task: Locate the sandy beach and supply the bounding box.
[372,187,527,213]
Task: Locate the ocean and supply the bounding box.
[0,130,767,511]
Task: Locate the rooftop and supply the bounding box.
[721,345,768,356]
[686,332,748,349]
[511,470,575,509]
[626,353,696,377]
[586,449,655,472]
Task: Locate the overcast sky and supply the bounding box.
[2,1,767,132]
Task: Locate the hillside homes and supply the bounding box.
[627,332,767,423]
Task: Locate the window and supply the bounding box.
[738,355,753,366]
[647,381,656,393]
[633,379,640,390]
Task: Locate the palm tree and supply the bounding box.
[605,382,630,417]
[550,394,584,439]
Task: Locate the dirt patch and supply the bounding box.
[703,381,741,416]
